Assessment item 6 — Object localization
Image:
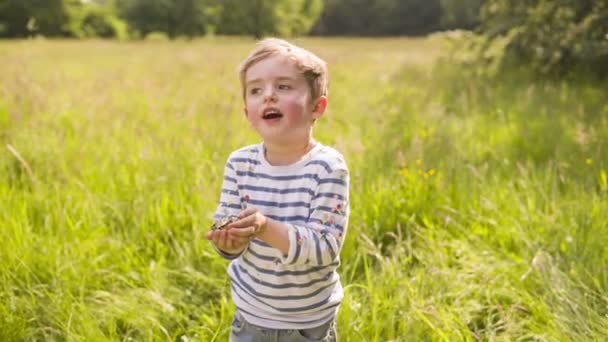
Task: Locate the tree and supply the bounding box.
[274,0,324,36]
[74,3,127,39]
[372,0,441,35]
[117,0,219,38]
[216,0,275,38]
[216,0,323,38]
[0,0,78,37]
[479,0,608,77]
[312,0,441,36]
[439,0,485,30]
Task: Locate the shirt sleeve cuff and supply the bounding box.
[214,245,247,260]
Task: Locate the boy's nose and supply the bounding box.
[263,90,278,103]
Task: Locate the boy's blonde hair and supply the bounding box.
[238,38,328,102]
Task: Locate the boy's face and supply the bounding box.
[243,55,326,146]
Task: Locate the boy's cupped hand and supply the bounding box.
[206,207,268,255]
[227,207,268,237]
[206,227,249,255]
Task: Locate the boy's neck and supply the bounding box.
[263,139,317,166]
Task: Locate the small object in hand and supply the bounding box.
[210,215,238,231]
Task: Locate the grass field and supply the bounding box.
[0,37,607,341]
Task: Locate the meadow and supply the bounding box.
[0,37,607,341]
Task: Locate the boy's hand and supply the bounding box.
[206,227,250,255]
[206,207,268,255]
[227,207,268,238]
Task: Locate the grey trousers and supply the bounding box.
[229,312,337,342]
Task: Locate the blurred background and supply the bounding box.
[1,0,607,77]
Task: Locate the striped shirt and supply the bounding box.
[213,142,350,330]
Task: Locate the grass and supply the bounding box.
[0,36,607,341]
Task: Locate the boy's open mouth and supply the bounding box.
[262,108,283,120]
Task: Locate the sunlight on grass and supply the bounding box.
[0,37,606,340]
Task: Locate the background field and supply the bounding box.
[0,37,607,341]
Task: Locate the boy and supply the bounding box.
[207,38,349,342]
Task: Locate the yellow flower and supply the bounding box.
[399,168,409,177]
[428,169,436,176]
[586,158,593,165]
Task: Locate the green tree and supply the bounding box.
[372,0,441,35]
[217,0,322,38]
[439,0,485,30]
[216,0,274,38]
[73,3,127,39]
[312,0,441,36]
[117,0,219,38]
[480,0,608,77]
[0,0,79,37]
[274,0,324,36]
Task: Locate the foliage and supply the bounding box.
[479,0,608,77]
[439,0,485,30]
[116,0,218,38]
[0,0,126,39]
[312,0,442,35]
[114,0,322,39]
[214,0,324,38]
[72,4,128,39]
[0,0,77,37]
[215,0,275,38]
[0,0,457,39]
[274,0,324,37]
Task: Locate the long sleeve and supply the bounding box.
[212,158,245,260]
[279,167,349,266]
[214,160,243,219]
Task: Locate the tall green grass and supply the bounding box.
[0,37,606,341]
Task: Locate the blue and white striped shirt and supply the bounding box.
[214,142,350,329]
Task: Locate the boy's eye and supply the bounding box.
[249,87,262,95]
[278,84,292,90]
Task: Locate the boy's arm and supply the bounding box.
[230,166,349,266]
[281,167,349,266]
[208,159,249,259]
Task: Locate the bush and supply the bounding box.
[144,31,169,41]
[480,0,608,78]
[72,6,128,40]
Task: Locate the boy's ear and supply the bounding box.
[312,96,328,119]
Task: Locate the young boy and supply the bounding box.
[206,38,349,341]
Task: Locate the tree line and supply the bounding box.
[0,0,483,39]
[0,0,605,77]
